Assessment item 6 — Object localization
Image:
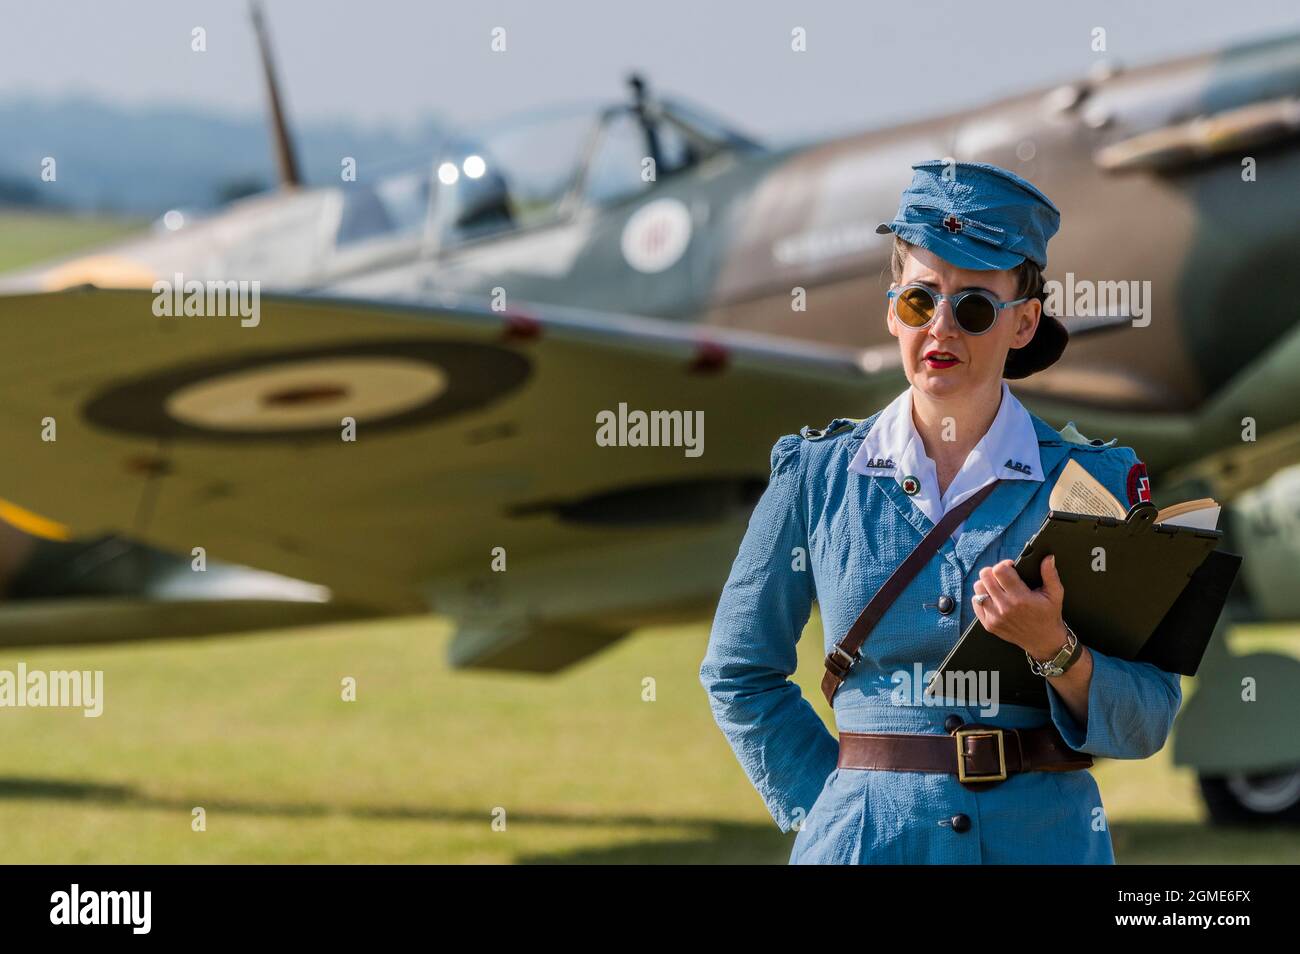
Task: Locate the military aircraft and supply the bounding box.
[1,9,1298,824]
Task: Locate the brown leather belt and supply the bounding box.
[837,723,1093,789]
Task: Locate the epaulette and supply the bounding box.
[1058,420,1118,448]
[799,418,861,441]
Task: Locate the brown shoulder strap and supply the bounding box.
[820,480,1003,707]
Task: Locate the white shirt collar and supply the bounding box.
[847,382,1043,536]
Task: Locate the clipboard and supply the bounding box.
[927,501,1241,709]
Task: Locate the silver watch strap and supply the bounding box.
[1027,623,1079,677]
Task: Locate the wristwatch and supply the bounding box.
[1026,623,1081,678]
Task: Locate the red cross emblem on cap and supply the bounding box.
[943,214,963,233]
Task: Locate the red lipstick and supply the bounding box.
[924,349,960,369]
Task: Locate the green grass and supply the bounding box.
[1,615,1297,863]
[0,210,143,271]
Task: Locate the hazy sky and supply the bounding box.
[3,0,1297,141]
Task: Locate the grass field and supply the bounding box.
[0,210,143,271]
[2,614,1298,863]
[0,211,1297,863]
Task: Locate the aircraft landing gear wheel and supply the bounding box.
[1199,767,1300,825]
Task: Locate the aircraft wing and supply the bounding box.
[0,286,904,667]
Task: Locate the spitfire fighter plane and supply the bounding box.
[2,17,1299,823]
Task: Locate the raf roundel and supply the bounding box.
[620,198,692,273]
[83,340,532,441]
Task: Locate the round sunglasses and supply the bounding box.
[886,283,1029,336]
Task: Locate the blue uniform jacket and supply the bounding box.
[698,410,1182,864]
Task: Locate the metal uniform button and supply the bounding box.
[950,813,971,833]
[944,714,964,733]
[937,594,955,615]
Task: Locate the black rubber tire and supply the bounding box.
[1198,769,1300,825]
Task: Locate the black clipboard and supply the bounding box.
[927,501,1241,709]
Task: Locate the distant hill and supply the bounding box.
[0,94,449,215]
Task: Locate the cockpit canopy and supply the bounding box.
[332,92,762,252]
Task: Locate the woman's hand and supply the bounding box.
[972,554,1069,659]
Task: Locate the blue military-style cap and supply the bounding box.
[877,159,1068,377]
[875,160,1061,270]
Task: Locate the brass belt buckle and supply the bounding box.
[955,727,1007,783]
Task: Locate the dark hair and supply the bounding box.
[888,236,1046,311]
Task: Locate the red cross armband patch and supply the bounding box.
[1126,460,1152,505]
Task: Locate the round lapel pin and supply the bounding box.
[901,474,921,496]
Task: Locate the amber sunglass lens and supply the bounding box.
[955,295,996,334]
[896,288,935,327]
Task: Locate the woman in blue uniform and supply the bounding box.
[699,160,1180,864]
